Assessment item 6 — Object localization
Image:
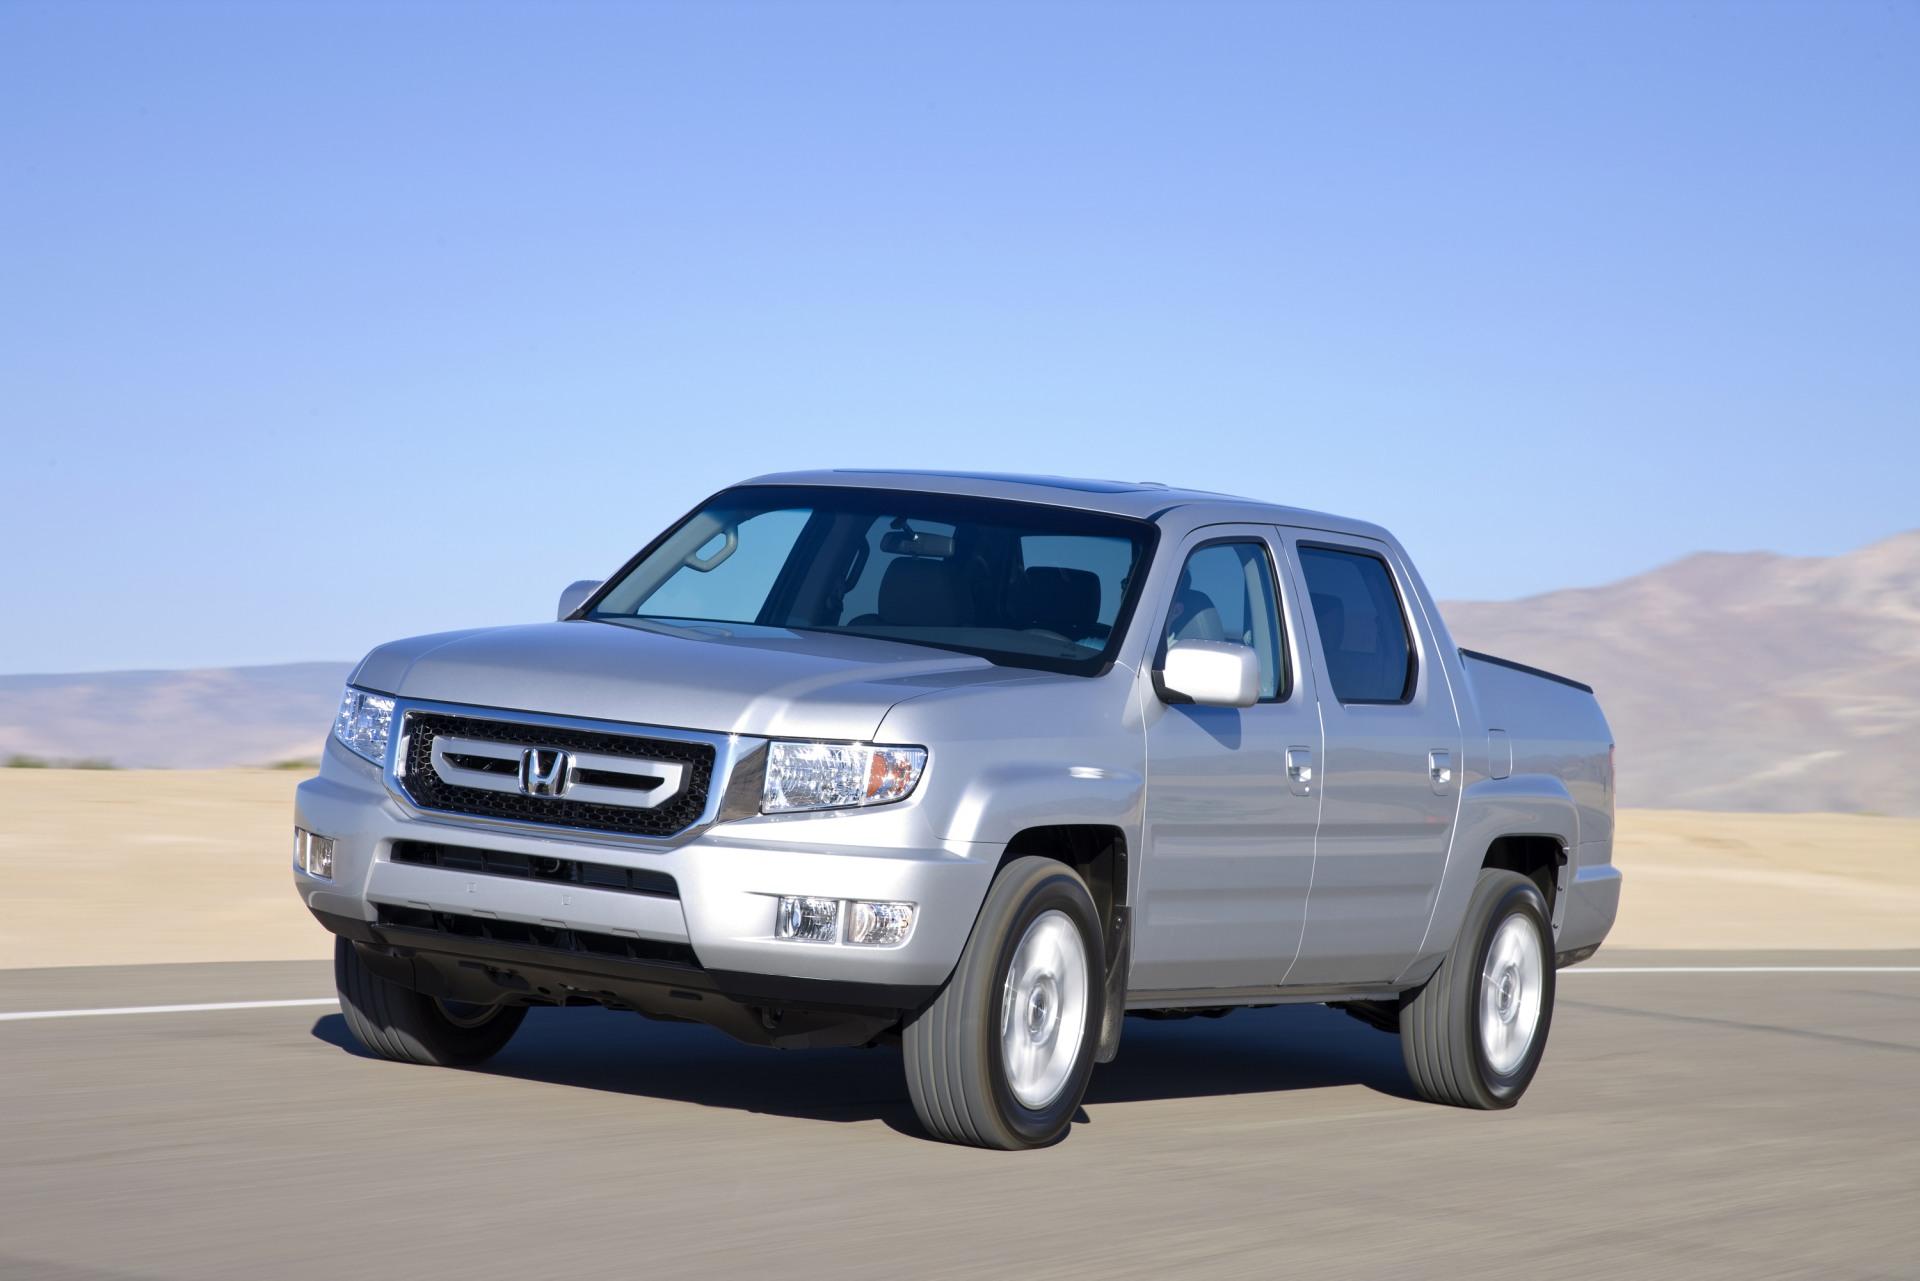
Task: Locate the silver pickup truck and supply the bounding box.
[295,470,1620,1148]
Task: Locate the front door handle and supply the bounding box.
[1429,749,1453,793]
[1286,746,1314,796]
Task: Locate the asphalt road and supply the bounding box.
[2,952,1916,1281]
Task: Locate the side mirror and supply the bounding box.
[1158,641,1260,708]
[557,579,602,620]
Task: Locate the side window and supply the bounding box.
[1164,541,1286,701]
[1297,544,1416,704]
[634,507,811,622]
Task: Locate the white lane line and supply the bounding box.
[1567,966,1920,975]
[0,998,338,1023]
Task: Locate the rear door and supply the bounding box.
[1131,526,1323,993]
[1281,532,1461,986]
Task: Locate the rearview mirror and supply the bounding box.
[557,579,602,620]
[879,528,956,558]
[1158,641,1260,708]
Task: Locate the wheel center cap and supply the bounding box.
[1496,969,1520,1021]
[1027,978,1058,1041]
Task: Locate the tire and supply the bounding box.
[334,938,527,1067]
[1399,868,1556,1109]
[903,856,1105,1149]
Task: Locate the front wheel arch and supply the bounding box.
[903,855,1106,1148]
[995,825,1131,1061]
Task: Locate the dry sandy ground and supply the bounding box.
[1607,806,1920,949]
[2,769,1916,969]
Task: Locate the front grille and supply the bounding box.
[400,711,714,838]
[376,904,699,968]
[390,840,679,899]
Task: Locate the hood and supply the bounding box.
[349,618,1023,741]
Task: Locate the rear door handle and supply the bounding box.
[1428,749,1453,794]
[1286,746,1314,797]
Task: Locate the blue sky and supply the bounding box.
[2,0,1915,674]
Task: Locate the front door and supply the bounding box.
[1282,532,1461,986]
[1131,527,1324,993]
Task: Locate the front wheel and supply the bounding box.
[334,938,527,1067]
[903,856,1104,1149]
[1399,869,1556,1109]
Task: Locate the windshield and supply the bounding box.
[587,485,1157,675]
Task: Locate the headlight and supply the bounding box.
[332,687,395,766]
[762,741,926,813]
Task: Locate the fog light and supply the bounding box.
[775,895,839,943]
[847,900,916,947]
[293,827,334,880]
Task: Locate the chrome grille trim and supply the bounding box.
[376,697,752,848]
[427,734,690,810]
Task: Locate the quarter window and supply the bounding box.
[1163,541,1286,700]
[1297,544,1416,704]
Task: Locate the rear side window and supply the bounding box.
[1297,544,1415,704]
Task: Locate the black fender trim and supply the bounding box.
[1096,905,1130,1063]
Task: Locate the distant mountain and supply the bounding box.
[0,662,351,769]
[4,532,1915,812]
[1441,530,1920,816]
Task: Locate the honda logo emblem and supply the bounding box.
[519,747,570,797]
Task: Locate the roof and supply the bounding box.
[737,468,1392,540]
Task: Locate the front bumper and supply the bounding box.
[294,737,997,1013]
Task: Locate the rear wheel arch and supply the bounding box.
[1481,833,1569,926]
[1400,868,1557,1109]
[1419,781,1580,965]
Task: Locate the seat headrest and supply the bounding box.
[1170,587,1225,643]
[878,557,968,627]
[1012,566,1102,637]
[1310,591,1346,647]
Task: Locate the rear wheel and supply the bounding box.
[903,856,1104,1149]
[334,938,526,1067]
[1399,869,1555,1109]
